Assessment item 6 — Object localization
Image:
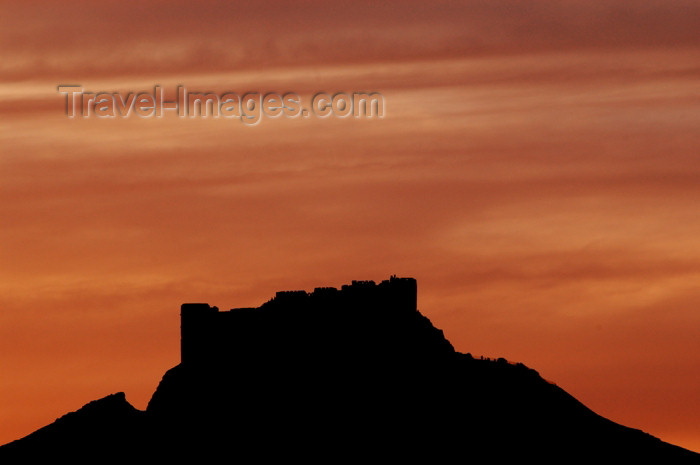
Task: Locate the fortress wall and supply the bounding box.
[180,277,417,365]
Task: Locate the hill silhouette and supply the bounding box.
[1,277,698,462]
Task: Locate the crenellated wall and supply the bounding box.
[180,276,417,365]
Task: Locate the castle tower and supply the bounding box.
[180,303,218,364]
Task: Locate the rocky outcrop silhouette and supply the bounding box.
[1,277,698,462]
[0,392,149,460]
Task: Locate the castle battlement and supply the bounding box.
[180,276,417,364]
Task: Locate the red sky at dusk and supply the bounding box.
[1,0,699,451]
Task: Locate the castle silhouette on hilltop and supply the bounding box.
[180,276,419,364]
[4,276,699,462]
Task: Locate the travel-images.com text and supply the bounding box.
[58,85,385,125]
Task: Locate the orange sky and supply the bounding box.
[1,0,699,452]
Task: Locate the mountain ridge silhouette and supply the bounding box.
[2,277,698,462]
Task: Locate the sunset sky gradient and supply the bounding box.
[1,0,699,451]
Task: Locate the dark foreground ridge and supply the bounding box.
[2,277,698,462]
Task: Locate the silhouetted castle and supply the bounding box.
[3,275,700,462]
[180,276,419,365]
